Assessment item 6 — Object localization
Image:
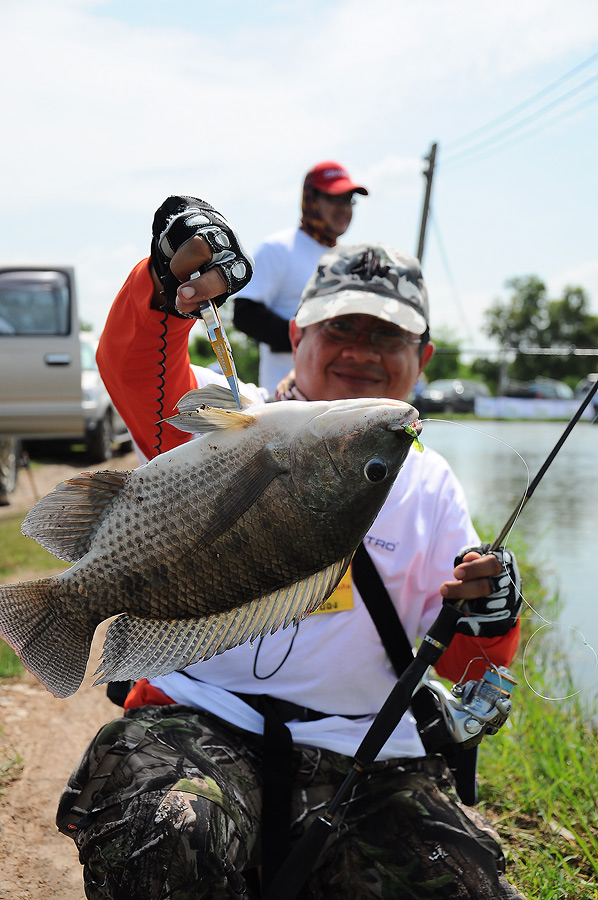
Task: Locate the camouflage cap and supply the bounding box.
[296,243,429,335]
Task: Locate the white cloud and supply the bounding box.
[4,0,597,213]
[549,260,598,312]
[1,0,596,340]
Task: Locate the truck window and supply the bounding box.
[0,271,71,336]
[80,339,98,371]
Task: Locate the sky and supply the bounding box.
[1,0,597,359]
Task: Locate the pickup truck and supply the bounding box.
[0,266,130,462]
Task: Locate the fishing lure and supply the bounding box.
[405,423,424,452]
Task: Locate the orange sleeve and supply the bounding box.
[434,620,521,683]
[97,259,197,461]
[123,678,176,709]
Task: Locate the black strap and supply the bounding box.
[352,542,478,805]
[234,692,363,893]
[352,542,442,736]
[259,697,294,892]
[351,542,415,675]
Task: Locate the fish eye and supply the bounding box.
[364,458,388,482]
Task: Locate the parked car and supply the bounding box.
[574,373,598,419]
[0,267,129,462]
[503,377,573,400]
[415,378,491,413]
[574,372,598,398]
[79,332,130,461]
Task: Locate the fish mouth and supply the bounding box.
[386,415,423,437]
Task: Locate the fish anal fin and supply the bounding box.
[21,470,130,562]
[96,556,352,684]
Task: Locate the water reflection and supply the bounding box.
[421,419,598,700]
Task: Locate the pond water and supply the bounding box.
[421,418,598,706]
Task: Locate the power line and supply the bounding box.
[443,51,598,151]
[440,91,598,172]
[442,73,597,166]
[429,213,475,345]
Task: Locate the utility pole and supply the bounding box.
[416,142,438,264]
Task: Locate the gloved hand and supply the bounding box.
[453,544,522,638]
[150,196,253,315]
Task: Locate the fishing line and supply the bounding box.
[420,416,543,683]
[419,414,532,580]
[521,623,598,701]
[419,416,597,700]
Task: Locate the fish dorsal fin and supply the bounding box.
[164,385,257,433]
[21,470,130,562]
[95,555,353,684]
[177,384,255,412]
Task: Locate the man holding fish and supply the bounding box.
[59,197,526,899]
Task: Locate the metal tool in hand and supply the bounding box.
[190,275,242,409]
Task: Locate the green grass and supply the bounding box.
[0,640,24,678]
[475,528,598,899]
[0,513,66,679]
[0,748,23,797]
[0,514,65,581]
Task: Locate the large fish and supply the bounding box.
[0,385,420,698]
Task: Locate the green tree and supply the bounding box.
[485,275,547,347]
[189,328,259,385]
[542,287,598,381]
[425,327,468,382]
[470,357,501,395]
[483,276,598,384]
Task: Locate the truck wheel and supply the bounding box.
[88,413,114,462]
[0,438,21,501]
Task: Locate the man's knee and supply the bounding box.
[79,788,249,900]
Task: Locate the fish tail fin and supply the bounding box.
[0,579,91,697]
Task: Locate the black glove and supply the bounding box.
[453,544,522,638]
[150,196,254,315]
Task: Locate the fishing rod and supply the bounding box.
[491,376,598,549]
[263,377,598,900]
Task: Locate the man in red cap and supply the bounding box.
[234,160,368,392]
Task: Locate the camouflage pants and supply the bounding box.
[57,704,527,900]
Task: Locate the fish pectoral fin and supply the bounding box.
[190,445,287,549]
[95,556,353,684]
[21,470,130,562]
[164,406,255,434]
[176,385,256,412]
[164,385,257,433]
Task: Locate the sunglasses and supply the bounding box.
[317,193,356,207]
[319,318,421,353]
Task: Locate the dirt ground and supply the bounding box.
[0,448,139,900]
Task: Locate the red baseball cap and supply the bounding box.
[307,160,369,196]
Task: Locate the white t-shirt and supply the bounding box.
[235,227,329,393]
[145,368,479,761]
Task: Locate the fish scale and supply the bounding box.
[0,386,420,697]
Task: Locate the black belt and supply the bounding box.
[234,692,363,723]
